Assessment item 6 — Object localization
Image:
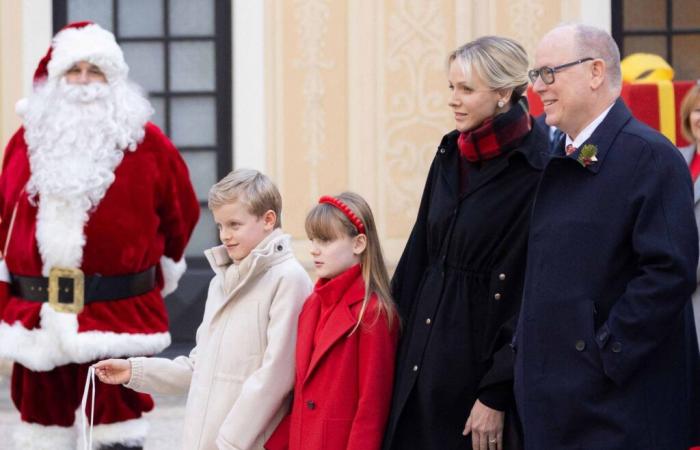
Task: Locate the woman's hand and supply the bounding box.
[462,399,504,450]
[94,359,132,385]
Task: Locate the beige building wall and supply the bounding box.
[0,1,23,150]
[0,0,52,159]
[0,0,611,267]
[264,0,610,269]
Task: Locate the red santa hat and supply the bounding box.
[16,21,129,116]
[33,21,129,86]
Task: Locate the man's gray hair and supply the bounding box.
[572,24,621,92]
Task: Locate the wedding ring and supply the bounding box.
[488,437,498,444]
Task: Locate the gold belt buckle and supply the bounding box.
[48,267,85,314]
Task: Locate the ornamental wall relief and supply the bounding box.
[266,0,590,267]
[380,0,454,240]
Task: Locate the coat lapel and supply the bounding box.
[302,280,364,384]
[576,98,633,175]
[463,157,510,199]
[679,144,694,165]
[437,139,460,202]
[296,295,321,382]
[443,118,547,201]
[679,145,700,204]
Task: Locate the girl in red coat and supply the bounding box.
[266,192,398,450]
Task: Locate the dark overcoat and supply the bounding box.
[514,99,700,450]
[383,120,548,450]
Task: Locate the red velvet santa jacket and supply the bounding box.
[0,123,198,371]
[266,264,398,450]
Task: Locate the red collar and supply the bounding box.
[313,264,364,308]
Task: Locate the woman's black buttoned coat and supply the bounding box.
[383,122,547,450]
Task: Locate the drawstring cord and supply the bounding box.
[81,366,96,450]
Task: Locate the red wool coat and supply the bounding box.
[266,264,398,450]
[0,123,199,371]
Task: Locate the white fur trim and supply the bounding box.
[14,422,75,450]
[0,259,9,282]
[160,256,187,297]
[0,304,170,371]
[89,417,149,448]
[15,98,29,118]
[48,24,128,82]
[35,196,87,276]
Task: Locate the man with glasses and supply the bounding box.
[513,24,700,449]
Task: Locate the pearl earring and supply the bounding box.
[497,100,505,108]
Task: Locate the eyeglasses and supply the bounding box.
[528,58,594,85]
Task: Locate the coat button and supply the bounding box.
[276,244,283,251]
[425,318,431,325]
[499,273,506,281]
[306,400,316,410]
[494,293,502,300]
[412,365,418,372]
[575,340,586,351]
[439,147,446,154]
[611,341,622,353]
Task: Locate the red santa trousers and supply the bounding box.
[11,361,154,448]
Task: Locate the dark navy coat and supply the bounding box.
[384,121,547,450]
[514,99,700,450]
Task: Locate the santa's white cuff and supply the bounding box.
[160,256,186,297]
[0,259,9,283]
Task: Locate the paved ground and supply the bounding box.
[0,345,192,450]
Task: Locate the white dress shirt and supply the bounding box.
[565,102,615,149]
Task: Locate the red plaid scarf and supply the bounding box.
[457,99,532,162]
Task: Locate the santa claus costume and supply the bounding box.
[0,22,199,449]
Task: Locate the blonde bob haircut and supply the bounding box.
[680,84,700,143]
[448,35,529,104]
[208,169,282,228]
[305,192,397,333]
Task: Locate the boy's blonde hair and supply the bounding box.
[305,192,397,333]
[208,169,282,228]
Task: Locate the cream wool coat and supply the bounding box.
[125,229,312,450]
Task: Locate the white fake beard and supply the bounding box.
[22,78,152,275]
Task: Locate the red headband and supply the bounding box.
[318,196,366,235]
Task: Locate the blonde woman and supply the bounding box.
[382,36,548,450]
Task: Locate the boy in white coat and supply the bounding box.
[95,169,312,450]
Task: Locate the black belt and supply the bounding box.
[10,267,156,304]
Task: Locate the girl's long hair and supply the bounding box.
[305,192,397,333]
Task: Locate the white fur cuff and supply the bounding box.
[91,417,149,447]
[0,259,9,283]
[160,256,187,297]
[14,422,75,450]
[0,304,171,371]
